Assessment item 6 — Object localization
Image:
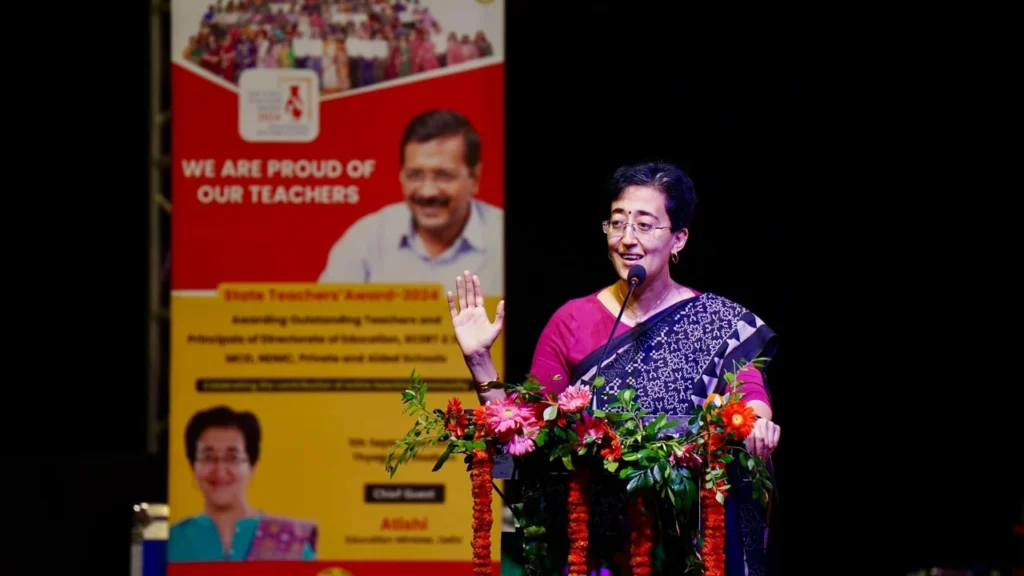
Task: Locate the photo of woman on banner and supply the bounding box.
[446,161,781,575]
[167,406,319,563]
[318,108,504,295]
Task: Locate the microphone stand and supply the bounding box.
[595,277,640,383]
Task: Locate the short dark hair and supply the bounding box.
[184,406,262,466]
[609,161,698,232]
[400,109,481,169]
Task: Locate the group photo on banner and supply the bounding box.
[168,0,505,575]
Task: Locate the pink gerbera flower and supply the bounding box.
[557,384,592,414]
[504,419,540,456]
[480,396,532,439]
[505,434,536,456]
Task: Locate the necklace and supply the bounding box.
[620,283,675,323]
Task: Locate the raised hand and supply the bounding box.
[447,270,505,359]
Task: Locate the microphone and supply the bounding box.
[594,265,646,383]
[626,264,646,287]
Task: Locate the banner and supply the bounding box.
[169,2,505,575]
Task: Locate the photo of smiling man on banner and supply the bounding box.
[318,108,504,295]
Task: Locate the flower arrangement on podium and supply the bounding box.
[385,359,773,576]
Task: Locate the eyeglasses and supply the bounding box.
[602,220,671,238]
[400,168,462,185]
[195,453,249,466]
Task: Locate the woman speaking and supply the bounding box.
[446,161,781,575]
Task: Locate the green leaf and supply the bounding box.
[621,452,640,461]
[592,409,607,418]
[638,448,659,460]
[604,460,619,473]
[645,414,667,437]
[659,419,680,433]
[593,376,606,389]
[471,440,487,450]
[523,525,546,538]
[534,429,549,448]
[651,464,663,484]
[715,492,725,505]
[738,451,749,467]
[562,454,574,471]
[622,388,636,405]
[658,461,670,481]
[432,443,455,472]
[720,454,734,464]
[542,404,559,421]
[748,457,755,471]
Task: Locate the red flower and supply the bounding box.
[573,412,611,443]
[670,443,702,469]
[444,397,469,438]
[720,401,757,441]
[599,430,622,461]
[533,394,566,428]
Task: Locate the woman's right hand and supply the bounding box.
[447,270,505,359]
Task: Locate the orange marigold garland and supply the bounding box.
[470,441,494,576]
[700,429,727,576]
[566,467,591,576]
[627,492,654,576]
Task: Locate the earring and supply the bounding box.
[671,252,679,264]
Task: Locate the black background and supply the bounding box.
[23,3,1018,575]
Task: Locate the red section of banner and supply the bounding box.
[171,64,505,290]
[167,560,501,576]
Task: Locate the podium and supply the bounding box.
[389,374,775,576]
[488,452,695,576]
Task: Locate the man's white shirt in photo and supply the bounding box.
[318,199,504,296]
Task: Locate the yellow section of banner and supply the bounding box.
[168,284,504,562]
